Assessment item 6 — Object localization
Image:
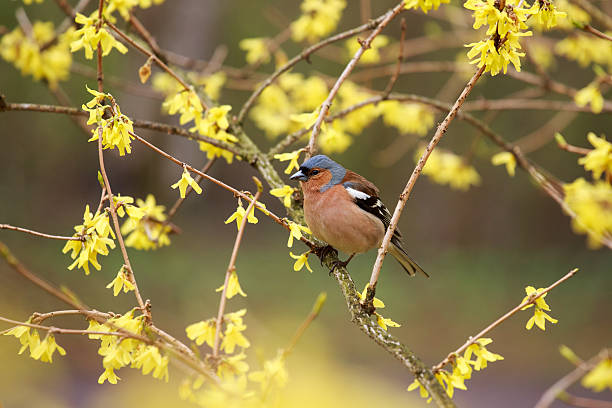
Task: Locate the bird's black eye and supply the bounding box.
[310,169,320,176]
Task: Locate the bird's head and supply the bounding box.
[290,154,346,192]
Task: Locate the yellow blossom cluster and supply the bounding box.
[556,35,612,71]
[0,21,73,88]
[186,309,250,355]
[521,286,558,330]
[417,146,481,191]
[291,0,346,43]
[4,324,66,363]
[409,338,503,401]
[171,167,203,198]
[239,37,271,65]
[121,194,172,250]
[286,220,311,247]
[62,205,116,275]
[274,150,303,175]
[564,178,612,248]
[83,87,135,155]
[70,12,128,59]
[251,73,328,139]
[87,310,168,384]
[464,0,564,76]
[380,100,435,136]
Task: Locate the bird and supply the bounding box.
[290,154,428,277]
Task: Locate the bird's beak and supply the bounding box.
[290,169,308,181]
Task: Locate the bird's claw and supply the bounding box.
[315,245,337,265]
[329,258,350,276]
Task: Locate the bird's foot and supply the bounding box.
[314,245,337,265]
[329,254,355,276]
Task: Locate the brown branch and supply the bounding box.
[463,98,612,113]
[557,141,593,155]
[307,1,405,156]
[0,316,131,338]
[0,224,84,242]
[0,102,242,155]
[236,7,401,124]
[433,268,578,372]
[130,131,314,249]
[368,65,485,290]
[558,393,612,408]
[212,183,262,358]
[516,111,578,154]
[581,24,612,42]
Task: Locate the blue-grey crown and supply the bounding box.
[300,155,346,192]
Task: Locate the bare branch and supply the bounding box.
[0,224,84,241]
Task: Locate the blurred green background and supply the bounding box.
[1,0,610,407]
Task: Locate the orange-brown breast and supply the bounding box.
[302,183,385,254]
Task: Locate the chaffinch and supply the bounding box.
[290,155,428,277]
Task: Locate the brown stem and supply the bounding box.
[433,268,578,372]
[212,185,262,358]
[368,65,485,289]
[582,24,612,42]
[307,1,405,156]
[0,316,131,338]
[0,224,84,241]
[128,13,168,63]
[0,102,241,155]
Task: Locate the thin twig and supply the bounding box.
[581,24,612,42]
[368,65,485,291]
[557,141,592,155]
[212,183,262,358]
[433,268,579,372]
[0,102,241,155]
[0,316,130,338]
[569,0,612,31]
[283,292,326,356]
[128,13,168,63]
[307,1,405,156]
[0,224,84,241]
[130,130,314,249]
[463,98,611,113]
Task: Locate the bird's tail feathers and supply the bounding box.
[388,244,429,278]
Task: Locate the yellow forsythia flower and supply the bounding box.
[345,35,389,64]
[405,0,450,13]
[274,150,303,175]
[380,101,435,136]
[270,185,295,208]
[563,178,612,248]
[216,270,247,299]
[286,221,311,247]
[521,286,558,330]
[0,22,72,88]
[106,266,135,296]
[249,352,288,391]
[291,0,346,43]
[491,152,517,177]
[418,147,481,191]
[121,194,172,250]
[225,200,258,230]
[289,251,313,272]
[578,133,612,180]
[186,320,216,348]
[574,84,604,114]
[70,12,128,59]
[31,334,66,363]
[171,168,203,198]
[239,37,270,65]
[582,358,612,392]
